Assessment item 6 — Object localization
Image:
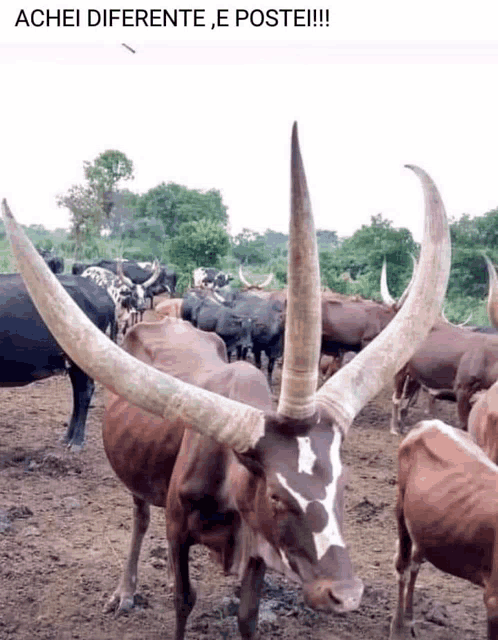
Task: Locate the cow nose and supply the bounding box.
[303,577,364,613]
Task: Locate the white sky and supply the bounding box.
[2,1,498,242]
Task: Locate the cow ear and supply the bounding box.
[234,447,265,477]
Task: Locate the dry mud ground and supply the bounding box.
[0,358,486,640]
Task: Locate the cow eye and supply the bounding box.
[270,493,286,513]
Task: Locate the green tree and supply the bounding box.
[84,150,134,218]
[56,184,102,258]
[137,183,228,237]
[170,218,230,269]
[447,212,498,301]
[232,229,267,265]
[316,229,339,250]
[57,151,134,254]
[319,214,417,299]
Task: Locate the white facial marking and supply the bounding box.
[276,430,345,561]
[297,436,317,475]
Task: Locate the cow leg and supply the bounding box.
[170,536,196,640]
[390,506,416,640]
[238,556,266,640]
[457,388,473,430]
[63,365,95,451]
[425,389,434,415]
[391,373,419,436]
[109,316,118,343]
[484,560,498,639]
[253,348,262,370]
[267,355,276,385]
[104,496,150,614]
[391,370,408,435]
[390,394,403,436]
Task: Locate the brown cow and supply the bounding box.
[270,287,398,358]
[390,419,498,640]
[468,382,498,464]
[390,323,498,434]
[2,125,451,640]
[155,297,184,319]
[319,351,356,385]
[390,256,498,435]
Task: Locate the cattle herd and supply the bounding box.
[3,125,498,639]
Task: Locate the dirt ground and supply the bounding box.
[0,354,487,640]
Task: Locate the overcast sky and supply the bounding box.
[2,1,498,242]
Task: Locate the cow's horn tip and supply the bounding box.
[1,199,13,219]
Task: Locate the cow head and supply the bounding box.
[116,259,160,313]
[2,123,451,617]
[234,410,362,612]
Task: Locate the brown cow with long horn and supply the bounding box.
[1,124,450,640]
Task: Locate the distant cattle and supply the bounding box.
[72,262,91,276]
[230,292,285,382]
[74,259,175,308]
[193,267,233,289]
[390,323,498,435]
[183,292,253,361]
[319,351,356,384]
[0,273,114,450]
[81,266,149,338]
[96,260,175,306]
[136,261,177,300]
[390,255,498,434]
[238,266,274,291]
[38,249,64,274]
[155,298,183,320]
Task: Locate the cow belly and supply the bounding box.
[103,397,185,507]
[0,359,66,386]
[423,542,493,587]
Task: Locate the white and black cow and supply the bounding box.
[193,267,233,290]
[81,266,149,337]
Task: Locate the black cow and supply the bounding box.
[193,267,233,289]
[72,262,91,276]
[0,274,115,450]
[95,260,175,306]
[184,294,253,361]
[231,293,285,383]
[39,249,64,274]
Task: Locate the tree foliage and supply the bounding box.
[57,150,135,257]
[169,218,230,270]
[137,183,228,237]
[319,214,417,299]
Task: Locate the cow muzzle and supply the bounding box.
[303,576,364,613]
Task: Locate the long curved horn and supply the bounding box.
[1,199,266,454]
[380,258,396,306]
[277,123,321,420]
[396,253,418,308]
[116,259,134,289]
[238,265,252,288]
[484,255,498,329]
[260,272,274,288]
[441,306,473,327]
[316,166,451,434]
[142,259,161,289]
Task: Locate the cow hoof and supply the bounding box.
[67,442,84,453]
[104,592,135,615]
